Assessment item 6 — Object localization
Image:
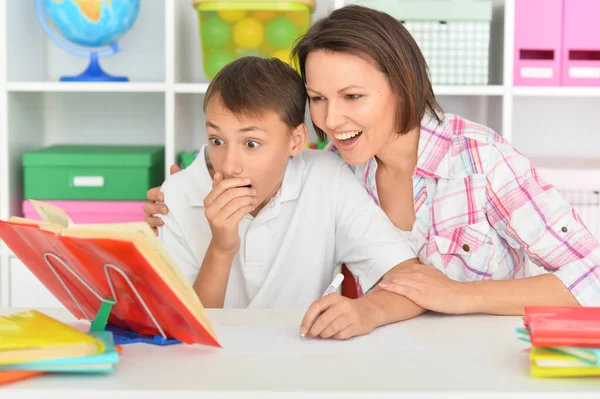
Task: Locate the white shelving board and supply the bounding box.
[1,0,600,308]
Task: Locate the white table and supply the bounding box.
[1,308,599,398]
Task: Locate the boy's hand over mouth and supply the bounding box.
[204,172,257,254]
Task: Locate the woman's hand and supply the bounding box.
[143,164,181,234]
[378,264,474,314]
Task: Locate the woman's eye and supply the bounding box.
[209,138,224,146]
[345,94,362,100]
[246,140,261,149]
[311,96,325,102]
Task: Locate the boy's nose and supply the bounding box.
[222,151,243,177]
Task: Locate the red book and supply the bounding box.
[523,306,600,347]
[0,202,219,347]
[0,371,45,387]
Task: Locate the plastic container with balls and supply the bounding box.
[193,0,314,79]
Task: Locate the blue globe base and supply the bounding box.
[60,53,128,82]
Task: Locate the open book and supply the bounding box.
[0,200,219,347]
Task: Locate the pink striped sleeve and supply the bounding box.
[485,142,600,306]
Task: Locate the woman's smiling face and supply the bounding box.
[305,50,400,166]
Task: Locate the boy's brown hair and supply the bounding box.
[291,5,443,140]
[203,56,307,128]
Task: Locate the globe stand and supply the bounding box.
[34,0,139,83]
[60,53,128,82]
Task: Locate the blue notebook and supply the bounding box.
[0,331,119,373]
[105,324,180,346]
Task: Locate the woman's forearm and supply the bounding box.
[361,260,428,326]
[360,288,427,327]
[462,273,579,315]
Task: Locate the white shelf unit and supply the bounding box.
[1,0,599,308]
[6,82,168,92]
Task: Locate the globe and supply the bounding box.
[35,0,140,82]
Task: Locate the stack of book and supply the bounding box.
[0,309,120,385]
[516,306,600,377]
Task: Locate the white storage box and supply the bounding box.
[345,0,493,85]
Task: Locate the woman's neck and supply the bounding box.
[375,126,420,176]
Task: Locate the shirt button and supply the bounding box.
[561,226,568,233]
[462,244,470,252]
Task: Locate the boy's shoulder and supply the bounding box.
[300,148,346,170]
[297,149,355,190]
[160,153,212,207]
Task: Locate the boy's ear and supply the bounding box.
[290,123,308,156]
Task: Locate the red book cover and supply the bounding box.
[523,306,600,347]
[0,371,45,387]
[0,220,220,347]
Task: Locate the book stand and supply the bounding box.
[43,252,180,346]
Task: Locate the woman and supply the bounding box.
[145,5,599,318]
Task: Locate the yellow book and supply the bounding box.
[530,347,600,378]
[0,310,105,365]
[531,361,600,378]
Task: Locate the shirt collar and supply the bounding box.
[185,144,304,208]
[278,152,304,203]
[414,112,453,179]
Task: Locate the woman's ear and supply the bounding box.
[290,123,308,156]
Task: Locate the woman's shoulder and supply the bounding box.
[438,113,503,147]
[430,113,521,176]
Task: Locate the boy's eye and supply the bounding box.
[345,94,362,100]
[209,138,224,146]
[245,140,261,149]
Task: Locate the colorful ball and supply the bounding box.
[284,10,309,27]
[201,16,232,49]
[259,40,275,56]
[272,50,300,73]
[271,49,291,65]
[217,10,247,22]
[266,17,298,50]
[204,49,236,79]
[251,10,277,21]
[233,17,264,49]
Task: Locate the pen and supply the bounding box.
[321,273,344,297]
[300,273,345,338]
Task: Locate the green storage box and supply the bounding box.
[22,145,165,201]
[179,151,201,169]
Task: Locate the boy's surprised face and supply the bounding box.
[205,96,306,215]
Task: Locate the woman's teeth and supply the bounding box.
[334,131,362,141]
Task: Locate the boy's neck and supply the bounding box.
[251,181,282,217]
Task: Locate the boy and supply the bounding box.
[158,57,423,340]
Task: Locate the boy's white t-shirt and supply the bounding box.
[158,146,417,309]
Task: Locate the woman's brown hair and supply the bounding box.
[291,5,443,140]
